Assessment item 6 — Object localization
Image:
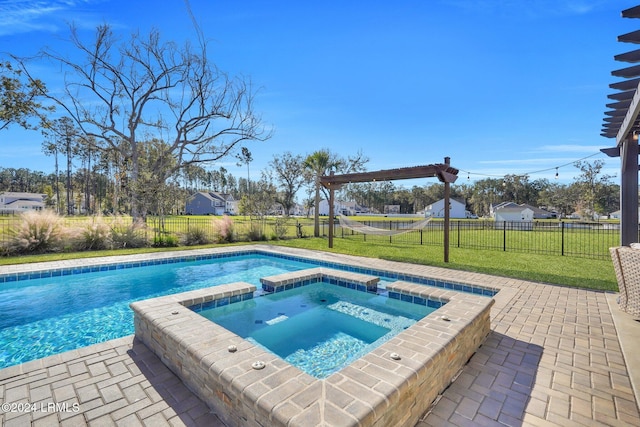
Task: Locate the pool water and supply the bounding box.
[197,282,435,378]
[0,255,316,369]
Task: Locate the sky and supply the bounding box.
[0,0,637,188]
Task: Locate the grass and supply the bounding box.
[0,236,617,292]
[270,238,617,292]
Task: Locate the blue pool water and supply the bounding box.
[196,281,435,378]
[0,255,316,369]
[0,250,494,370]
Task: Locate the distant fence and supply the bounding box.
[325,219,623,260]
[0,215,311,251]
[0,214,626,260]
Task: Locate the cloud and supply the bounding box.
[440,0,605,18]
[478,157,578,165]
[531,144,607,153]
[0,0,102,36]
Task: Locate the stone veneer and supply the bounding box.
[130,268,494,427]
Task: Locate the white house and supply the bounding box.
[494,206,534,222]
[313,200,363,216]
[424,198,467,218]
[0,192,46,214]
[185,192,236,215]
[491,202,554,220]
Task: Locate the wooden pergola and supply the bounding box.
[319,157,459,262]
[601,5,640,245]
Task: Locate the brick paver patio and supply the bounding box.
[0,245,638,426]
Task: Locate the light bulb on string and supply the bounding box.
[555,168,559,179]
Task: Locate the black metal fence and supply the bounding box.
[0,214,624,260]
[325,219,622,260]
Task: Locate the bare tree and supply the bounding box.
[17,24,271,219]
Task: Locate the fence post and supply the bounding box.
[561,221,565,256]
[389,221,392,244]
[503,221,507,252]
[420,228,423,245]
[457,221,460,247]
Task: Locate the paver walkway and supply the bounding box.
[1,245,639,426]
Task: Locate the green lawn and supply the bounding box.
[270,238,618,292]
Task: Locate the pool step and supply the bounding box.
[260,267,379,293]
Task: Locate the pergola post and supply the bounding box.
[620,135,639,245]
[444,157,451,263]
[328,172,335,248]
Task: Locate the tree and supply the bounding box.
[41,133,61,213]
[0,61,52,132]
[573,160,615,219]
[236,147,253,194]
[303,149,369,236]
[238,175,277,240]
[41,117,80,214]
[269,152,306,215]
[304,150,341,237]
[18,24,270,219]
[538,183,576,218]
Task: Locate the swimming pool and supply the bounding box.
[0,254,316,368]
[0,248,496,370]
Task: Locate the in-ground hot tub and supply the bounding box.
[131,267,494,427]
[194,269,438,379]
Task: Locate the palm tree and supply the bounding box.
[304,150,340,237]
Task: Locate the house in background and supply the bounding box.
[492,202,534,230]
[0,192,46,214]
[424,198,467,218]
[185,192,236,215]
[491,202,555,220]
[313,200,365,216]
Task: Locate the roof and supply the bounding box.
[3,200,44,207]
[0,192,46,199]
[192,191,234,202]
[495,206,534,213]
[601,5,640,143]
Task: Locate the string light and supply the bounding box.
[460,151,603,181]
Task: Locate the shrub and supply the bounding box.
[271,218,289,240]
[110,216,148,249]
[73,215,112,250]
[246,222,267,241]
[7,210,67,254]
[213,215,235,243]
[153,233,179,247]
[182,226,210,246]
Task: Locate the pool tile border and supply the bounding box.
[0,247,497,298]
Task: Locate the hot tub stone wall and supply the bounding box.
[131,274,494,427]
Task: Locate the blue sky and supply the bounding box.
[0,0,635,186]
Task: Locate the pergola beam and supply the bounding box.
[320,164,459,188]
